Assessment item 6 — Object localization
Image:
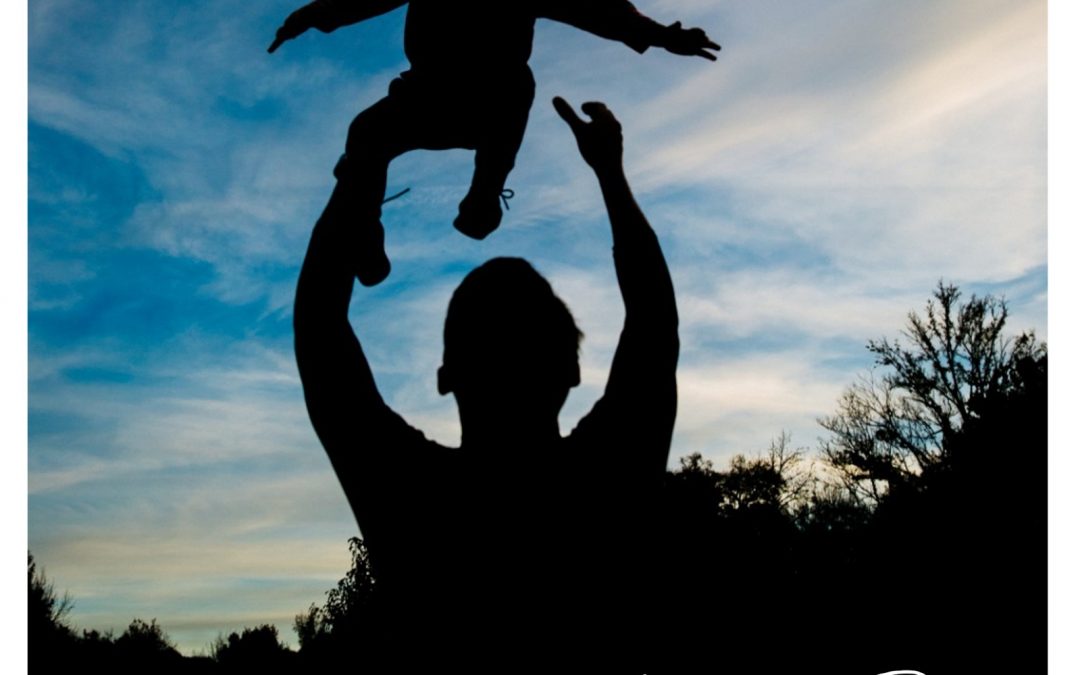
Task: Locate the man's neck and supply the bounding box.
[460,418,561,454]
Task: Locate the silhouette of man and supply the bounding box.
[294,98,677,665]
[270,0,718,286]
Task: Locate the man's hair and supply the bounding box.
[443,258,583,379]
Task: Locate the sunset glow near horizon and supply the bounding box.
[28,0,1046,653]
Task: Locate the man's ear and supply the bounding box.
[437,364,453,395]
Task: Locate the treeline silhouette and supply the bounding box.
[29,283,1047,673]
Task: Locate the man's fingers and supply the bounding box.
[268,36,284,53]
[580,101,606,117]
[696,49,718,61]
[580,101,619,128]
[556,98,620,134]
[553,96,585,131]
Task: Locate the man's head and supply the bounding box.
[438,258,582,423]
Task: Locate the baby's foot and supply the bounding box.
[355,220,391,287]
[454,188,513,240]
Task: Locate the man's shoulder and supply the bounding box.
[361,405,458,468]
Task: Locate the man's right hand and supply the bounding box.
[268,5,315,53]
[553,97,624,177]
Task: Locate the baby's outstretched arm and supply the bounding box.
[540,1,719,61]
[268,0,407,53]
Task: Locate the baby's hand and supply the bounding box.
[662,21,720,61]
[268,5,316,53]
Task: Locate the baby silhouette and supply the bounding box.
[270,0,719,285]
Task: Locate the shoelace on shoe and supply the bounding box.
[382,186,511,209]
[382,187,411,204]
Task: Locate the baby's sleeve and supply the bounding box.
[537,0,667,54]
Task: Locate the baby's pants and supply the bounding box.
[335,68,536,225]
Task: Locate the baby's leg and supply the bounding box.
[454,75,536,240]
[336,92,416,286]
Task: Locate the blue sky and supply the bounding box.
[27,0,1047,654]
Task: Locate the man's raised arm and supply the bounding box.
[554,97,679,476]
[294,187,404,479]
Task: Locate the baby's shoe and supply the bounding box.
[355,220,391,287]
[454,188,514,240]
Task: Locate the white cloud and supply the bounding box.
[673,354,850,458]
